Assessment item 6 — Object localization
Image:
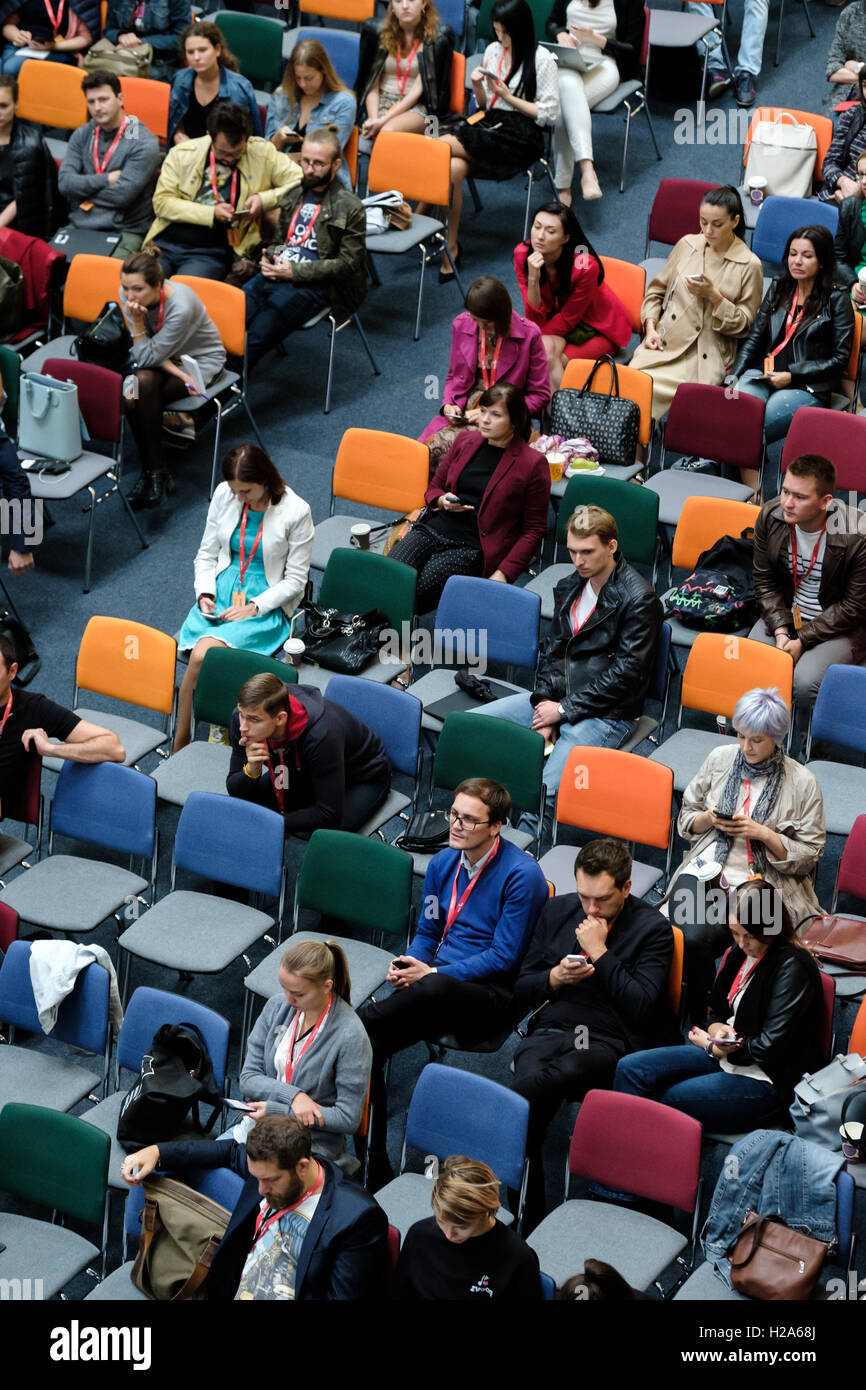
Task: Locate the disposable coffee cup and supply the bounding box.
[840,1121,864,1160]
[747,175,767,206]
[350,522,371,551]
[283,638,305,669]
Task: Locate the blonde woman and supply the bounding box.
[267,38,357,187]
[357,0,453,143]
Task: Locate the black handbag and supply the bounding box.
[299,599,390,674]
[550,356,640,469]
[73,300,133,372]
[397,809,451,853]
[116,1022,222,1151]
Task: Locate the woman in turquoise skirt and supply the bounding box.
[174,444,314,751]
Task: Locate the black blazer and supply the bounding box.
[356,20,455,119]
[545,0,643,80]
[834,193,866,289]
[731,283,855,400]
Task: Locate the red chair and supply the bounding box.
[0,902,17,954]
[646,383,762,528]
[0,754,43,885]
[0,228,66,350]
[780,409,866,494]
[644,178,721,258]
[832,816,866,910]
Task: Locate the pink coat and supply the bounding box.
[514,242,631,348]
[418,310,551,443]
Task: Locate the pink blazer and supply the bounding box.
[514,242,632,347]
[419,311,551,443]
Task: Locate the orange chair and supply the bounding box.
[343,124,359,190]
[662,496,761,648]
[669,925,685,1019]
[449,50,466,117]
[849,995,866,1057]
[119,76,171,145]
[650,632,794,791]
[743,107,833,188]
[311,428,430,571]
[558,358,653,483]
[300,0,374,18]
[833,310,863,412]
[17,59,86,129]
[599,256,645,337]
[539,746,675,897]
[23,255,123,370]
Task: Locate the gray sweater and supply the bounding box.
[121,281,226,384]
[239,992,372,1170]
[826,1,866,80]
[57,119,161,235]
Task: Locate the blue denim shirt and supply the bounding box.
[104,0,189,52]
[265,88,357,188]
[167,66,263,144]
[703,1130,844,1287]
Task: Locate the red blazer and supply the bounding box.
[514,242,631,347]
[426,430,551,582]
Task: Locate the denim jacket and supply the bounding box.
[703,1130,844,1287]
[265,87,357,187]
[104,0,189,53]
[167,66,263,144]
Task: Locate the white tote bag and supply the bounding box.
[18,372,82,464]
[744,112,817,199]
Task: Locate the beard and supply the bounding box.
[302,172,330,191]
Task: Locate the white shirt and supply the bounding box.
[566,0,617,39]
[571,580,598,632]
[719,954,772,1085]
[482,40,560,126]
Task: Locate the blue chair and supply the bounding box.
[806,665,866,837]
[287,26,361,86]
[0,762,157,938]
[82,987,232,1193]
[0,939,111,1111]
[751,197,839,270]
[434,0,465,42]
[117,793,286,997]
[325,674,423,834]
[540,1270,556,1299]
[375,1063,531,1237]
[620,621,674,753]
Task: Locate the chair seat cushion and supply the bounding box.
[645,471,754,527]
[0,1213,99,1299]
[310,515,388,571]
[525,565,571,622]
[593,79,642,112]
[648,10,717,43]
[366,214,444,254]
[0,832,32,877]
[244,931,393,1009]
[550,464,643,495]
[806,761,866,837]
[117,890,273,973]
[26,450,114,500]
[526,1197,687,1289]
[540,845,661,898]
[151,743,232,807]
[674,1260,747,1300]
[171,368,239,411]
[84,1261,150,1300]
[20,335,77,372]
[0,1047,102,1112]
[406,669,528,732]
[0,856,148,933]
[356,786,410,836]
[650,730,738,793]
[52,708,167,769]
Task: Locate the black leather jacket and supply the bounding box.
[834,193,866,288]
[732,282,854,400]
[530,552,662,724]
[356,20,454,120]
[707,943,824,1098]
[5,118,58,240]
[545,0,643,80]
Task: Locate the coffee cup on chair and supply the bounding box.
[350,523,372,550]
[283,638,305,669]
[747,176,767,206]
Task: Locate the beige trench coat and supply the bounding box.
[630,233,764,420]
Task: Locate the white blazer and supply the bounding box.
[193,482,314,619]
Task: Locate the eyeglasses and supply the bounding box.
[448,809,490,830]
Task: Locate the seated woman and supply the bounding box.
[393,1156,543,1300]
[819,69,866,205]
[174,443,314,753]
[267,38,356,186]
[664,686,825,1025]
[419,274,550,467]
[439,0,558,280]
[237,940,372,1174]
[104,0,189,82]
[826,2,866,97]
[0,0,95,74]
[389,381,550,613]
[514,201,631,390]
[614,878,825,1133]
[356,0,452,147]
[732,225,854,452]
[835,147,866,310]
[167,21,262,145]
[119,246,226,510]
[0,73,56,237]
[630,185,763,422]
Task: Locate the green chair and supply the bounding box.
[152,645,298,807]
[474,0,549,43]
[528,475,660,620]
[240,828,414,1054]
[297,547,418,688]
[0,342,21,432]
[0,1103,111,1293]
[212,11,286,88]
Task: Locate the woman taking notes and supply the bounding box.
[356,0,452,145]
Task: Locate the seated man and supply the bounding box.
[358,778,549,1178]
[512,837,675,1223]
[0,633,125,809]
[475,504,662,838]
[146,100,300,281]
[750,453,866,712]
[243,127,367,368]
[121,1114,389,1301]
[227,672,391,835]
[56,70,161,258]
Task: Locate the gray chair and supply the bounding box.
[309,428,429,576]
[299,303,380,415]
[673,1261,747,1300]
[805,666,866,838]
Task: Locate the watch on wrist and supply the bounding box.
[557,703,565,717]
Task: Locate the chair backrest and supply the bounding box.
[171,275,246,357]
[845,308,862,387]
[343,123,359,189]
[663,383,764,472]
[193,645,298,728]
[646,178,720,250]
[299,0,375,19]
[433,711,544,815]
[0,939,109,1053]
[449,49,466,116]
[332,428,429,514]
[74,616,177,717]
[599,256,645,334]
[43,357,123,445]
[559,358,653,448]
[555,746,673,850]
[51,761,156,860]
[668,924,684,1016]
[0,342,21,429]
[640,4,650,65]
[211,11,286,85]
[554,473,659,565]
[4,751,42,828]
[387,1223,401,1270]
[62,254,123,325]
[819,971,836,1064]
[17,58,86,128]
[325,673,422,779]
[681,633,793,721]
[295,828,413,939]
[174,792,284,897]
[810,664,866,754]
[647,620,672,707]
[436,0,465,37]
[404,1063,529,1192]
[290,28,361,88]
[836,815,866,903]
[319,548,417,632]
[751,196,838,266]
[780,408,866,493]
[434,575,540,670]
[0,901,17,953]
[850,994,866,1056]
[743,108,833,183]
[117,986,231,1089]
[0,1103,109,1226]
[118,75,171,143]
[368,130,451,207]
[569,1089,701,1213]
[670,496,760,571]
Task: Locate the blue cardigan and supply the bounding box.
[167,65,263,145]
[409,838,548,983]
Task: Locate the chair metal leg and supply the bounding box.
[620,105,632,195]
[209,400,224,498]
[83,486,97,593]
[323,317,337,414]
[468,176,483,215]
[774,0,785,64]
[354,315,381,376]
[368,256,382,287]
[523,169,534,241]
[442,242,465,300]
[116,472,148,553]
[414,246,427,341]
[802,0,815,37]
[644,93,662,162]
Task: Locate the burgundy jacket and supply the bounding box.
[425,430,551,582]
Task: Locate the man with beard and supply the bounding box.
[120,1115,389,1300]
[242,127,368,367]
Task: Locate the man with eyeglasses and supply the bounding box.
[242,127,368,368]
[358,778,549,1184]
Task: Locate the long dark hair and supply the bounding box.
[464,276,514,337]
[491,0,537,102]
[700,185,747,241]
[221,444,286,503]
[478,382,531,440]
[768,224,837,328]
[527,202,604,311]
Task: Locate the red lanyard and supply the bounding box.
[395,39,419,96]
[283,994,332,1085]
[93,117,127,174]
[209,149,238,209]
[285,198,322,246]
[253,1163,325,1244]
[488,47,508,107]
[441,836,500,945]
[479,329,503,390]
[569,585,597,634]
[770,294,805,360]
[727,952,760,1009]
[43,0,65,33]
[0,691,12,738]
[790,523,826,595]
[238,503,265,586]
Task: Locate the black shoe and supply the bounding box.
[438,243,462,284]
[734,68,757,107]
[705,67,730,99]
[128,471,171,510]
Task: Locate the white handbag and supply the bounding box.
[789,1052,866,1150]
[744,112,817,199]
[18,372,83,464]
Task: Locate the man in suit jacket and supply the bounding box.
[121,1114,389,1301]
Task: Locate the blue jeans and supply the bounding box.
[735,369,822,444]
[688,0,768,75]
[0,46,76,74]
[243,274,328,361]
[614,1045,785,1130]
[150,239,233,282]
